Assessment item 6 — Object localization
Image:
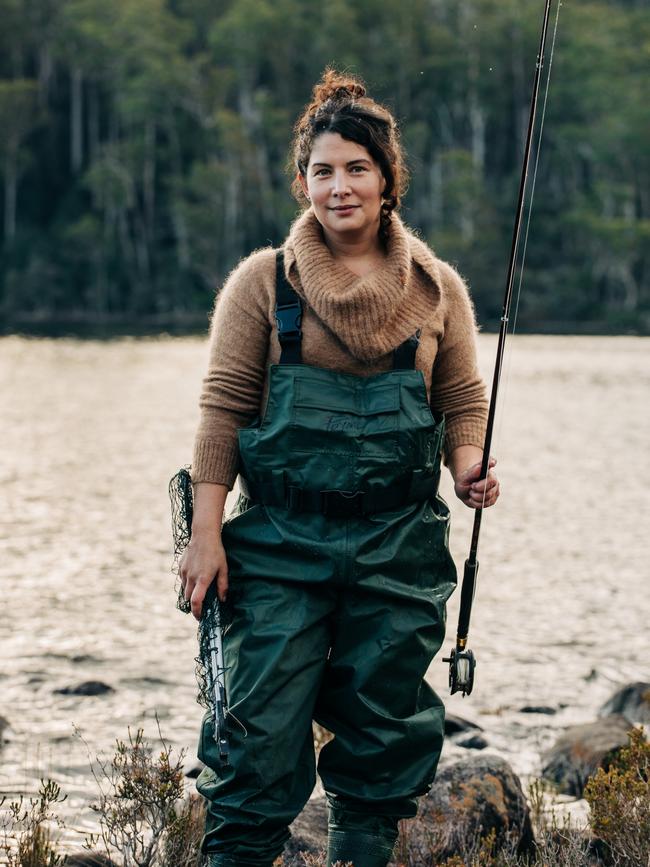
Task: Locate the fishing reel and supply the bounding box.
[443,645,476,697]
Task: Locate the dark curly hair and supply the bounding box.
[289,68,409,245]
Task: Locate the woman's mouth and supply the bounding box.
[330,205,359,215]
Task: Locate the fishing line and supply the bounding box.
[479,0,562,512]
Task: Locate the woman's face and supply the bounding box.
[299,132,386,242]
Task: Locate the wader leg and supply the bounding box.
[196,570,335,864]
[316,505,456,863]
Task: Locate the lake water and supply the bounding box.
[0,334,648,851]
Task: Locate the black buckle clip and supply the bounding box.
[286,486,303,511]
[321,489,366,517]
[275,302,302,341]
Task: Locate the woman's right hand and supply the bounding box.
[179,531,229,621]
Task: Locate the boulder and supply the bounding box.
[444,714,483,736]
[519,705,556,715]
[457,733,489,750]
[54,681,114,696]
[63,853,115,866]
[599,682,650,727]
[283,757,533,863]
[541,714,635,796]
[406,754,535,862]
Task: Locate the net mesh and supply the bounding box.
[168,466,230,710]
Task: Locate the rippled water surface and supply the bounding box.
[1,334,648,848]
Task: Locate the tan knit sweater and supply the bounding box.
[192,208,488,489]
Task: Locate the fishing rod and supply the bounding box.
[444,0,557,696]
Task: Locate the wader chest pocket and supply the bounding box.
[290,379,400,455]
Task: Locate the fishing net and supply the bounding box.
[168,466,229,712]
[169,466,193,614]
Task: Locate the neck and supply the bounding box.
[321,221,384,263]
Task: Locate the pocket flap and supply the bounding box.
[293,380,399,416]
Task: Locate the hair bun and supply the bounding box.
[311,68,367,107]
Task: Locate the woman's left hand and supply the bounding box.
[454,456,500,509]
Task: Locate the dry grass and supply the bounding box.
[1,726,647,867]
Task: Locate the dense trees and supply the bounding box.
[1,0,647,332]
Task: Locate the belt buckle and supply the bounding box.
[321,489,365,517]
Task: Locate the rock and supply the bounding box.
[63,853,115,866]
[54,681,114,696]
[285,796,327,859]
[599,682,650,726]
[410,754,535,861]
[457,733,489,750]
[519,705,556,715]
[541,714,635,797]
[444,713,483,736]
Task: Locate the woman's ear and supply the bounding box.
[297,172,310,200]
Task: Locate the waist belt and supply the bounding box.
[239,471,439,518]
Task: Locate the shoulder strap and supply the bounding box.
[275,249,302,364]
[392,328,421,370]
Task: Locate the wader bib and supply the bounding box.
[197,253,457,866]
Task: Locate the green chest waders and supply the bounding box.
[196,252,457,867]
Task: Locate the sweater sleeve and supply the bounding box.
[191,249,273,488]
[429,261,488,464]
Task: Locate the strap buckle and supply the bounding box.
[275,302,302,342]
[321,489,366,517]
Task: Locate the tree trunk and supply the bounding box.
[511,14,527,164]
[71,67,83,172]
[88,83,100,160]
[429,155,443,229]
[143,120,156,244]
[4,150,17,243]
[38,44,53,104]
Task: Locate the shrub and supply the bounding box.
[0,779,66,867]
[83,725,197,867]
[584,725,650,866]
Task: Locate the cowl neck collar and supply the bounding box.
[283,207,443,361]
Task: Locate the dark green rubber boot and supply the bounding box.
[325,802,400,867]
[326,830,397,867]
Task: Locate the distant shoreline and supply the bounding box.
[1,315,648,339]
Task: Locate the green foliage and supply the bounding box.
[584,726,650,866]
[0,779,67,867]
[83,725,192,867]
[0,0,648,332]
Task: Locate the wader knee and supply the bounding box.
[325,798,407,867]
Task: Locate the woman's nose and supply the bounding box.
[332,171,351,196]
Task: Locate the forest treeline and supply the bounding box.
[0,0,648,334]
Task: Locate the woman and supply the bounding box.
[180,69,499,867]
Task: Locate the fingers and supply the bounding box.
[190,582,207,621]
[217,567,229,604]
[189,575,220,620]
[467,476,500,509]
[461,456,497,484]
[184,568,227,620]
